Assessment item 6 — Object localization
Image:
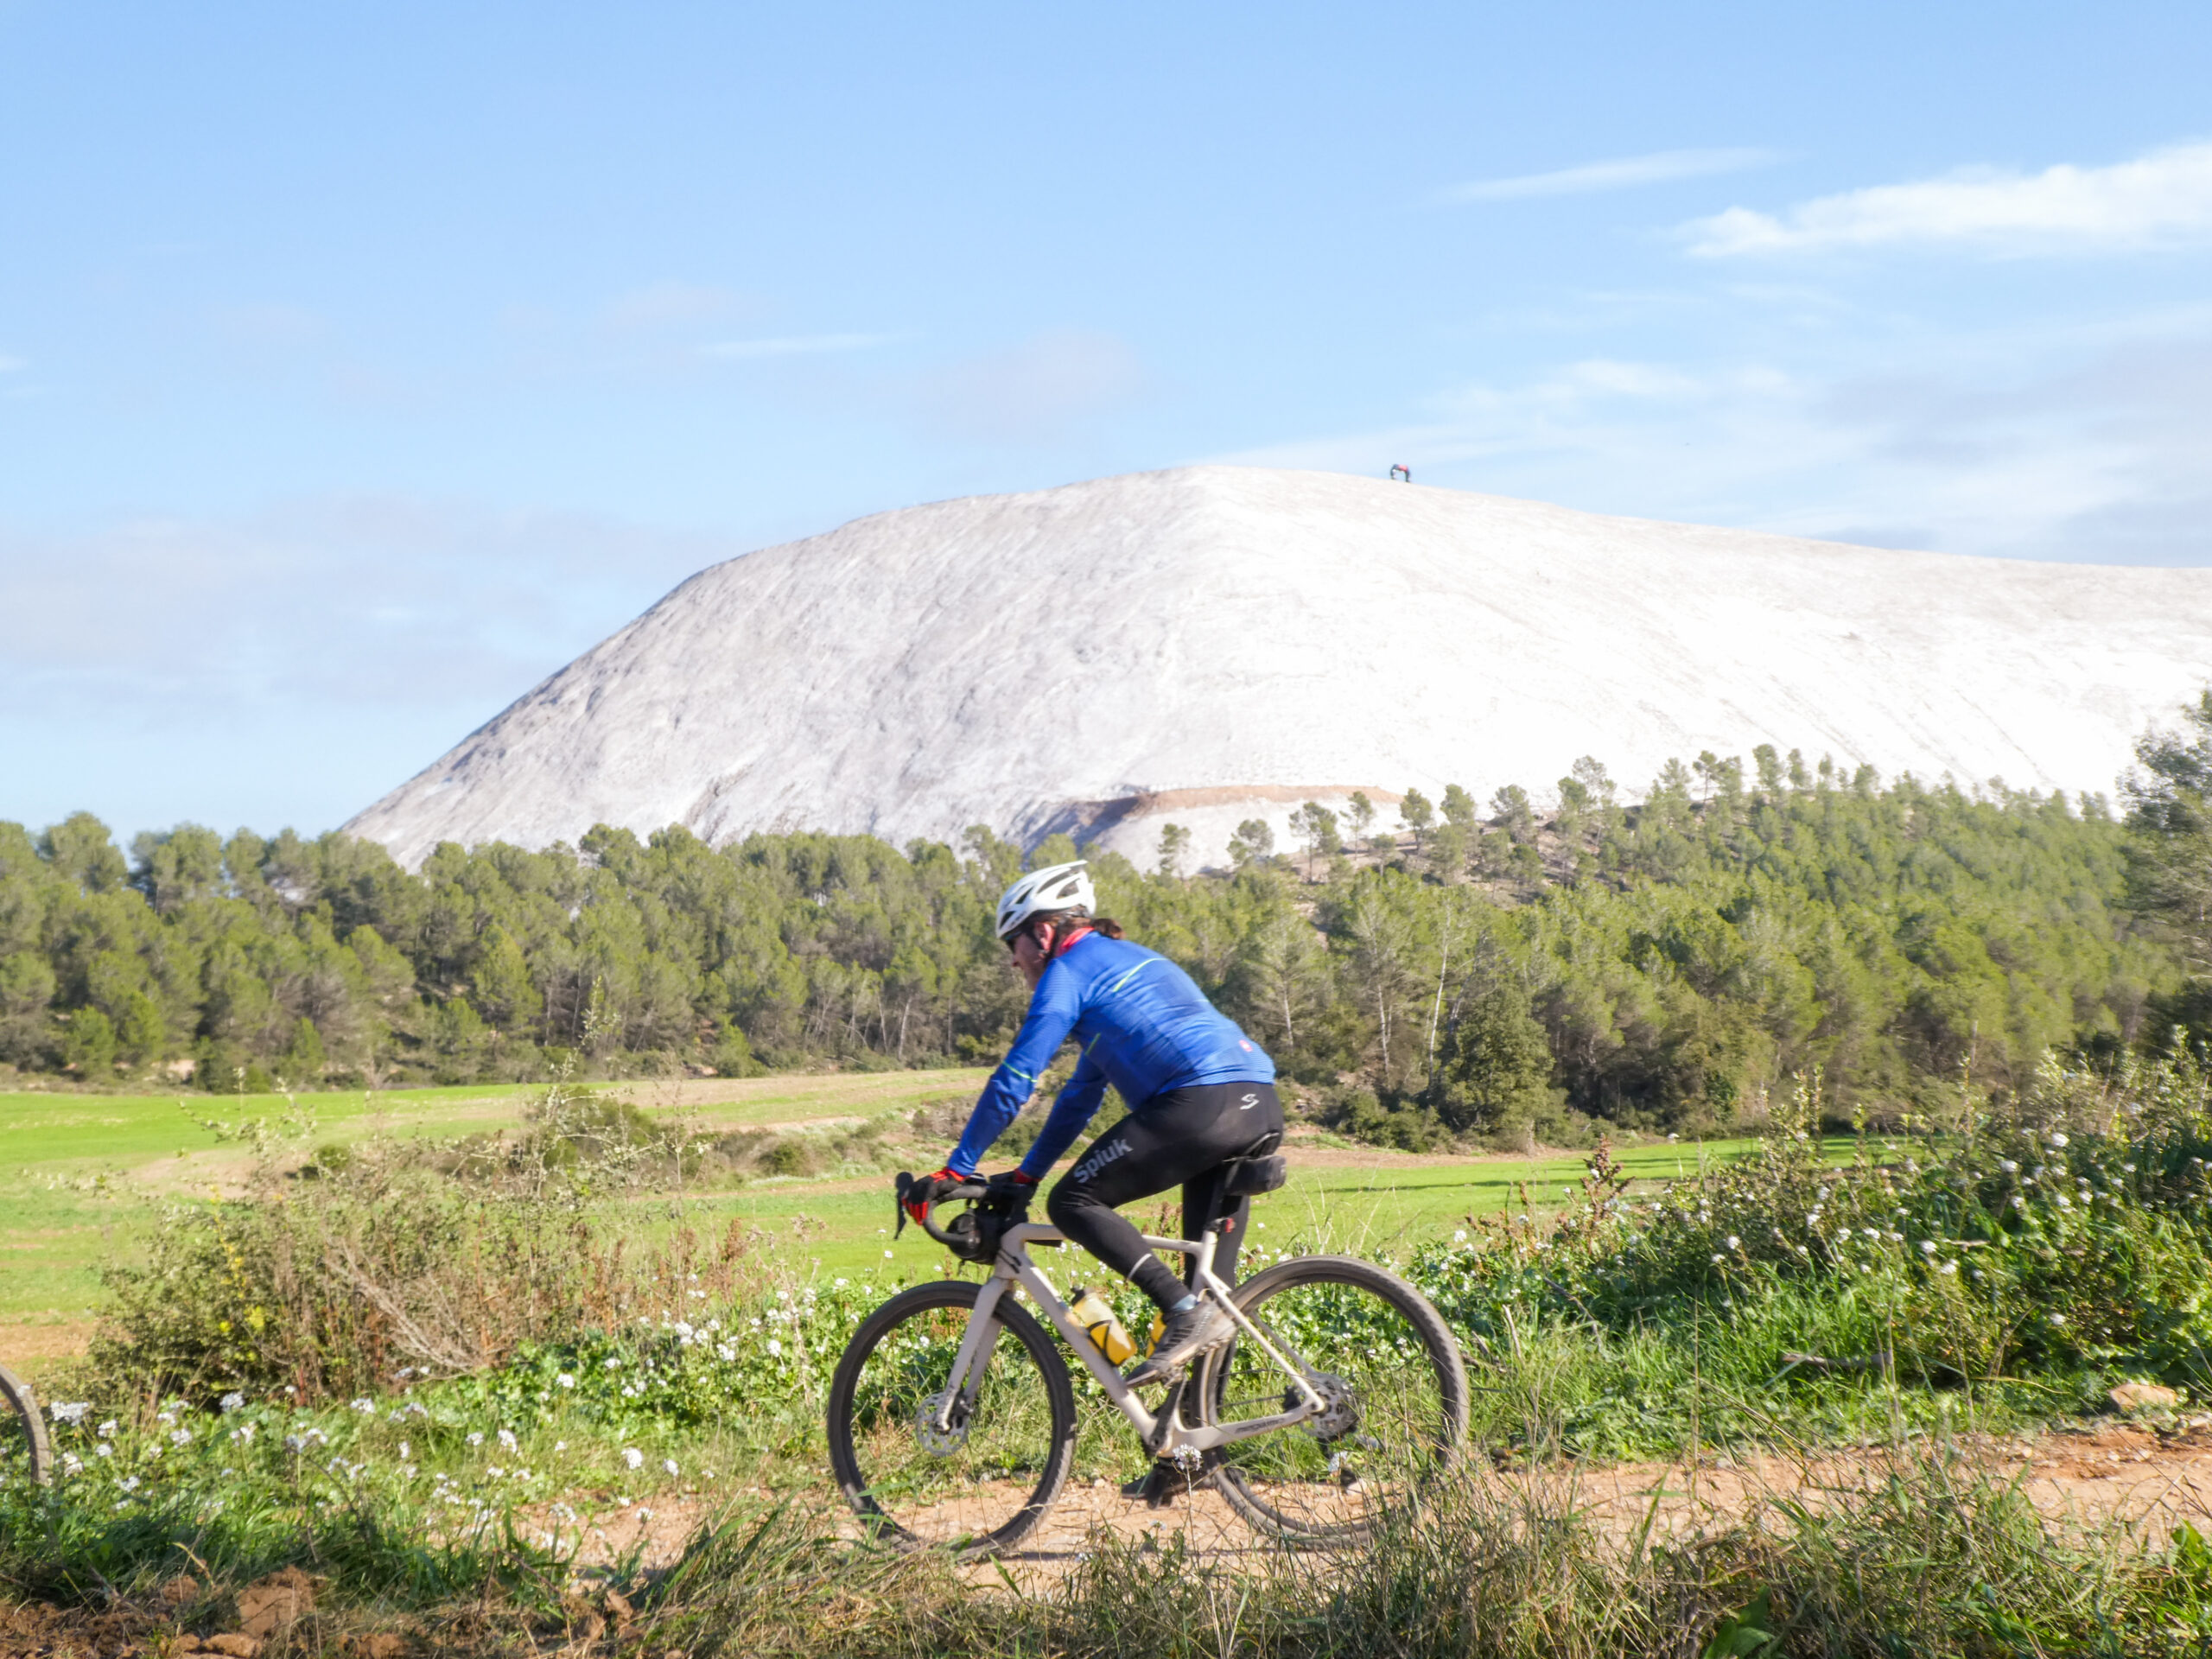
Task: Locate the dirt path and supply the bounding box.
[525,1421,2212,1583]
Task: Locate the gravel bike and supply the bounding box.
[1,1361,52,1486]
[826,1158,1467,1557]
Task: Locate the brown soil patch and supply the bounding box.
[0,1319,93,1369]
[518,1423,2212,1589]
[1550,1421,2212,1550]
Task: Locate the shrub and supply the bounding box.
[1409,1049,2212,1404]
[90,1078,751,1405]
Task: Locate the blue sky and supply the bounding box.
[6,1,2212,841]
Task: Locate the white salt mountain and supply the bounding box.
[346,466,2212,870]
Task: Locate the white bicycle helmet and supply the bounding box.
[995,860,1095,941]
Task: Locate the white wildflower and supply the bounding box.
[169,1428,192,1446]
[556,1374,575,1389]
[219,1392,245,1414]
[467,1432,484,1446]
[498,1428,518,1451]
[97,1420,116,1440]
[1918,1241,1937,1255]
[96,1443,113,1458]
[604,1357,621,1370]
[767,1338,783,1357]
[51,1402,90,1425]
[624,1447,645,1470]
[664,1459,679,1476]
[350,1397,374,1414]
[2050,1133,2069,1148]
[119,1475,142,1493]
[1726,1236,1740,1250]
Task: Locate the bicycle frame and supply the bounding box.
[926,1219,1328,1459]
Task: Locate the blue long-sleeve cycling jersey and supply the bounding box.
[949,932,1274,1179]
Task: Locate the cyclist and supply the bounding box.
[908,859,1282,1389]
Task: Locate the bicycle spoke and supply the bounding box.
[827,1282,1075,1557]
[1199,1258,1464,1541]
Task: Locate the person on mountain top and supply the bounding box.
[906,860,1281,1389]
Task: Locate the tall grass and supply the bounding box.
[14,1433,2207,1655]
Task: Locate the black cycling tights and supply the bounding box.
[1045,1081,1285,1312]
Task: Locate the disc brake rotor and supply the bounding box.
[913,1388,970,1457]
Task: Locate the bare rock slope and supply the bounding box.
[346,466,2212,868]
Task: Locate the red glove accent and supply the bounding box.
[906,1166,961,1225]
[1000,1169,1039,1188]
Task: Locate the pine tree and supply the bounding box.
[1155,823,1192,879]
[1430,979,1555,1145]
[1399,788,1434,852]
[1227,819,1275,869]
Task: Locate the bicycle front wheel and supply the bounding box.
[825,1280,1077,1558]
[1196,1255,1466,1542]
[0,1363,52,1487]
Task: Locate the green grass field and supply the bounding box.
[0,1071,983,1332]
[0,1069,1804,1339]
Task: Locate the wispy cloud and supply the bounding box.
[906,330,1145,445]
[703,332,901,360]
[606,282,754,332]
[1219,311,2212,567]
[1688,141,2212,256]
[0,355,24,373]
[1442,147,1778,203]
[0,499,733,714]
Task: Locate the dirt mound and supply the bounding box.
[344,466,2212,868]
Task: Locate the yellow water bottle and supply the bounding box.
[1068,1287,1135,1364]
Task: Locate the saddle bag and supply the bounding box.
[1222,1154,1288,1197]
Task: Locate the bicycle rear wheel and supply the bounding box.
[0,1363,52,1487]
[1196,1255,1465,1542]
[825,1280,1077,1559]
